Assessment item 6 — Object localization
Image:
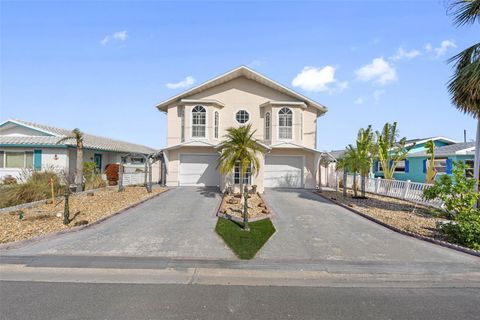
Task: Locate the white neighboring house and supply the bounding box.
[0,119,158,182]
[156,66,332,193]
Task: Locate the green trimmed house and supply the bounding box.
[0,119,156,181]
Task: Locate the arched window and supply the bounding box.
[265,112,271,140]
[214,111,219,139]
[278,107,293,139]
[192,105,206,138]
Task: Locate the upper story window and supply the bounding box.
[192,105,206,138]
[278,107,293,139]
[265,112,271,140]
[214,111,219,139]
[235,110,250,124]
[180,109,185,142]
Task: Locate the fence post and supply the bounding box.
[374,177,381,194]
[402,180,411,199]
[118,163,124,192]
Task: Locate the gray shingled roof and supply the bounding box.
[329,149,346,159]
[409,142,475,157]
[0,119,156,154]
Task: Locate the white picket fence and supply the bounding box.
[344,175,443,208]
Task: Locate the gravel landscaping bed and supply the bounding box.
[319,190,447,239]
[218,193,270,220]
[0,186,167,244]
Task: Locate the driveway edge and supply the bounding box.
[0,188,171,251]
[313,191,480,258]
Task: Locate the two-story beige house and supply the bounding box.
[156,66,328,193]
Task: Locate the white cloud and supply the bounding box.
[425,40,456,57]
[354,97,364,105]
[101,30,128,45]
[165,76,196,89]
[355,57,397,85]
[390,47,421,61]
[291,66,347,93]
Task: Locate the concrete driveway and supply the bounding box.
[2,187,235,259]
[258,189,479,264]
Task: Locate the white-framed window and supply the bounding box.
[234,162,251,185]
[429,158,447,173]
[192,105,206,138]
[214,111,219,139]
[235,110,250,124]
[265,112,271,140]
[465,160,474,178]
[2,151,34,169]
[278,107,293,139]
[180,108,185,142]
[394,160,405,172]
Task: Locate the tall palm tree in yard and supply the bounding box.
[57,128,84,192]
[335,156,351,197]
[356,126,375,198]
[217,124,264,230]
[344,146,361,198]
[376,122,413,180]
[425,140,438,184]
[448,0,480,184]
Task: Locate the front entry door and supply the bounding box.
[94,154,102,174]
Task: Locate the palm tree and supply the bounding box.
[375,122,413,180]
[447,0,480,184]
[344,146,361,197]
[217,124,264,230]
[425,140,437,184]
[57,128,84,192]
[356,126,375,198]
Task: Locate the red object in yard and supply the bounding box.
[105,163,119,185]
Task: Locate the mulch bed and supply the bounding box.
[218,193,270,220]
[0,186,167,244]
[319,190,447,239]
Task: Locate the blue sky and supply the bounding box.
[0,0,476,151]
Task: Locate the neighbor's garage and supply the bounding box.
[179,154,220,187]
[264,155,303,188]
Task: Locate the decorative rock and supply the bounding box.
[87,192,95,197]
[261,209,269,214]
[73,220,89,227]
[45,199,53,204]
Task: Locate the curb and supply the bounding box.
[0,188,170,251]
[313,191,480,258]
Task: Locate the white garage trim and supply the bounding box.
[179,153,220,187]
[264,155,304,188]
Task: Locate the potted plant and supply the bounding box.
[105,163,119,186]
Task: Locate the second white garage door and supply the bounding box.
[264,155,303,188]
[179,154,220,187]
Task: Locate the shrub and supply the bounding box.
[0,171,65,208]
[83,162,97,181]
[105,163,119,185]
[2,175,17,185]
[85,175,107,190]
[441,211,480,250]
[423,161,478,216]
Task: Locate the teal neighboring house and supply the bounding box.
[372,137,475,183]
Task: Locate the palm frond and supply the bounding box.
[448,0,480,26]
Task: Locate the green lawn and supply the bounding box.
[215,218,276,260]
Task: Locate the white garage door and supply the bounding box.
[264,155,303,188]
[179,154,220,187]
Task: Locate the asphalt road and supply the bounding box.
[1,281,479,320]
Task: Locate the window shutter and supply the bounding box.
[422,159,427,173]
[373,160,378,172]
[446,159,453,174]
[34,150,42,171]
[405,159,409,173]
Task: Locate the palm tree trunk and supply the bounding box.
[475,117,480,192]
[353,172,356,197]
[361,174,366,198]
[75,147,83,192]
[342,170,347,197]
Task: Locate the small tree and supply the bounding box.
[375,122,414,180]
[319,154,332,191]
[217,125,264,231]
[423,161,479,216]
[57,128,84,192]
[356,126,375,197]
[344,146,361,197]
[425,140,437,184]
[335,156,350,197]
